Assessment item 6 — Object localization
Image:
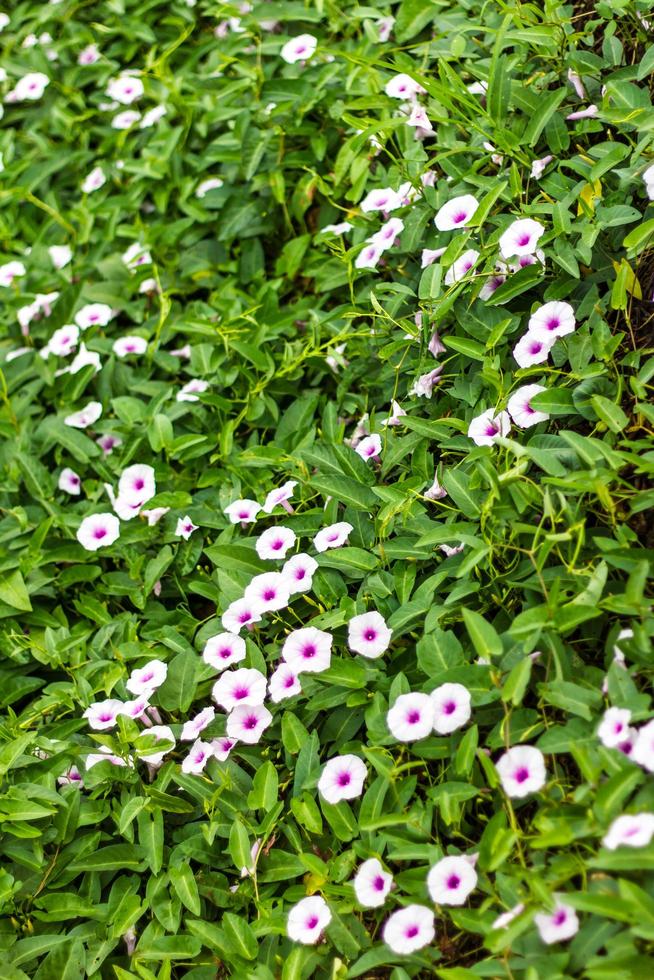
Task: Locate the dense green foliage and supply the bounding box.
[1,0,654,977]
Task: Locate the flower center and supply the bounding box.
[233,687,249,701]
[295,568,306,579]
[306,915,319,929]
[553,910,567,926]
[243,715,258,730]
[517,234,531,246]
[529,341,542,354]
[514,766,530,784]
[447,874,461,889]
[337,771,351,787]
[443,701,456,715]
[373,875,385,891]
[263,589,276,601]
[546,318,560,331]
[407,710,421,724]
[93,528,107,539]
[302,644,316,658]
[134,479,145,490]
[405,925,419,938]
[219,647,232,659]
[453,211,468,224]
[364,629,377,641]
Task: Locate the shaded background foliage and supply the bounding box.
[1,0,654,978]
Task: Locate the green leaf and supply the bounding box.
[523,88,566,146]
[247,761,279,811]
[462,608,503,658]
[222,912,258,960]
[135,937,203,961]
[0,570,32,612]
[310,475,378,511]
[530,388,576,415]
[502,658,532,706]
[590,394,629,432]
[169,863,201,915]
[228,820,251,873]
[157,649,197,713]
[68,845,146,873]
[137,808,164,876]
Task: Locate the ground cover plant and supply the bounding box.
[1,0,654,977]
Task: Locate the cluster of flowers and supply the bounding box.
[597,705,654,771]
[286,801,654,952]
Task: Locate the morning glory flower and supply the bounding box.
[77,513,120,551]
[281,553,318,594]
[313,522,352,552]
[113,336,148,357]
[360,187,402,214]
[224,499,261,524]
[282,626,333,674]
[81,167,106,194]
[221,598,263,634]
[427,855,478,905]
[83,699,124,730]
[262,480,297,514]
[49,245,72,269]
[384,73,425,100]
[602,813,654,850]
[212,667,267,711]
[632,720,654,772]
[467,408,511,446]
[255,526,296,560]
[496,745,547,798]
[507,384,550,428]
[444,249,480,284]
[78,44,100,65]
[387,692,435,741]
[534,901,579,944]
[280,34,317,64]
[268,663,302,703]
[430,683,472,734]
[434,194,479,231]
[126,659,168,696]
[203,632,246,672]
[181,739,214,774]
[180,707,216,741]
[528,301,576,341]
[58,467,81,495]
[225,703,272,744]
[45,324,80,357]
[64,401,103,429]
[244,572,291,612]
[382,905,435,955]
[107,74,144,104]
[353,858,393,908]
[0,261,26,287]
[175,516,198,539]
[139,725,176,766]
[177,379,209,402]
[6,72,49,102]
[498,218,545,259]
[286,896,331,945]
[355,434,382,461]
[317,754,368,804]
[347,611,392,659]
[512,332,555,369]
[75,303,114,330]
[597,707,632,749]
